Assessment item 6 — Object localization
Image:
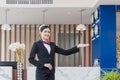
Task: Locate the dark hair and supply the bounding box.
[40,25,49,32]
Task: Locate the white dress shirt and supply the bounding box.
[44,44,51,54]
[42,39,51,54]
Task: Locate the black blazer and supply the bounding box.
[29,40,79,73]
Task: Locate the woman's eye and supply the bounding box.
[48,31,50,33]
[44,31,47,33]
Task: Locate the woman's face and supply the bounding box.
[40,28,50,40]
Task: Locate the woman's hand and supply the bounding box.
[77,43,89,48]
[44,63,53,70]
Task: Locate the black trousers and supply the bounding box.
[36,68,55,80]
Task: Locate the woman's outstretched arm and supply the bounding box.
[55,43,89,55]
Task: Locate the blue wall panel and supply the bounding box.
[92,5,116,68]
[92,37,100,66]
[100,5,116,68]
[117,5,120,10]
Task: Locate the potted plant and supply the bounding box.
[101,69,120,80]
[8,42,25,80]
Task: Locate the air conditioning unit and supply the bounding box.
[0,0,54,8]
[6,0,53,4]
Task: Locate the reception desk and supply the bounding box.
[0,66,12,80]
[27,67,100,80]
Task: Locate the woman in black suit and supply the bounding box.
[29,25,89,80]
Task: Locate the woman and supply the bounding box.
[29,24,89,80]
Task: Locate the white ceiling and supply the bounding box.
[0,0,119,24]
[0,8,94,24]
